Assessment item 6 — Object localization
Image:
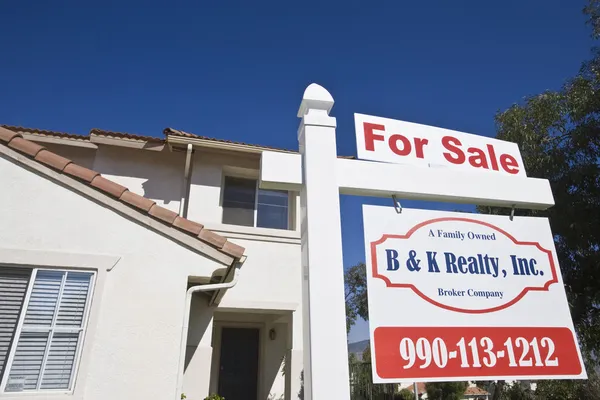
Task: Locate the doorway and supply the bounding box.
[217,327,260,400]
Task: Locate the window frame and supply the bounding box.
[0,267,96,394]
[221,175,291,231]
[0,247,114,400]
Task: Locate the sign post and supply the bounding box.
[260,83,574,399]
[297,85,351,400]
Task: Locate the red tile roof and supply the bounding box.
[0,126,244,260]
[465,386,490,395]
[406,382,426,394]
[2,125,91,141]
[406,383,490,396]
[2,125,355,158]
[90,128,164,142]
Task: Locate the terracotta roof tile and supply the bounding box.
[63,163,100,182]
[198,228,227,248]
[34,150,72,171]
[0,126,244,261]
[1,125,88,141]
[407,382,426,394]
[465,386,490,395]
[0,128,21,143]
[148,204,179,224]
[3,125,356,159]
[90,128,164,142]
[173,217,204,236]
[221,241,245,259]
[120,190,156,212]
[91,176,128,198]
[8,137,45,157]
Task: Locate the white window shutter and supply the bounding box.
[56,272,91,327]
[23,271,62,326]
[40,333,79,389]
[6,270,93,392]
[0,267,30,378]
[6,332,49,391]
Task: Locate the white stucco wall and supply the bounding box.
[92,145,186,213]
[0,154,229,400]
[41,143,97,169]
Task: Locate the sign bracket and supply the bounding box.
[391,194,402,214]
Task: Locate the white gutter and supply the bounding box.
[174,266,241,400]
[179,144,193,217]
[167,135,296,155]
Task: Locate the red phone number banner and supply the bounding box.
[374,326,582,379]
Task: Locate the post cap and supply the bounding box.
[297,83,334,118]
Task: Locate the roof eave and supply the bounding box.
[22,133,98,149]
[166,135,296,155]
[90,133,165,151]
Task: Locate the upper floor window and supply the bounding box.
[0,267,94,393]
[222,176,289,230]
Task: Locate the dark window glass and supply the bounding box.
[256,189,288,230]
[222,177,256,227]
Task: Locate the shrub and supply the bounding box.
[204,394,225,400]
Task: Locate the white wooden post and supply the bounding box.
[297,84,351,399]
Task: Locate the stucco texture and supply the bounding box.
[0,154,227,400]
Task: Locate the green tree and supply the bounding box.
[535,374,600,400]
[361,345,371,363]
[425,382,468,400]
[396,388,414,400]
[498,382,535,400]
[345,262,368,332]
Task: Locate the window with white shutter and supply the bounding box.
[0,267,94,393]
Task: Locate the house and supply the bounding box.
[0,125,307,400]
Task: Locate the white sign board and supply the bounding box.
[363,205,586,382]
[355,113,527,176]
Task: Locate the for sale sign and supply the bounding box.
[363,205,587,382]
[355,114,527,177]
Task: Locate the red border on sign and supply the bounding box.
[370,217,558,314]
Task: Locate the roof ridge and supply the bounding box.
[0,126,244,260]
[2,124,87,140]
[90,128,164,142]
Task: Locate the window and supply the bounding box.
[0,267,94,393]
[222,176,290,230]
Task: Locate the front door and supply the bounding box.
[217,327,260,400]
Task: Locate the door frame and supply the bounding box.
[210,321,264,399]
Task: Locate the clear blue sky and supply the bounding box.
[0,0,594,342]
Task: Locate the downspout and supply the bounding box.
[175,264,242,400]
[179,143,193,218]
